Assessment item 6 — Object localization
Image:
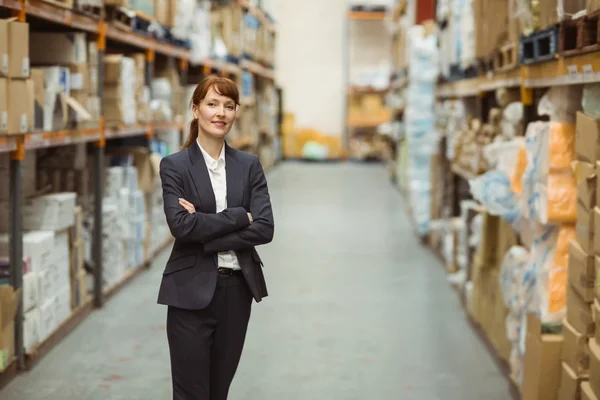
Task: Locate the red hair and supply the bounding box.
[182,75,240,149]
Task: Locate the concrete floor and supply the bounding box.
[1,162,513,400]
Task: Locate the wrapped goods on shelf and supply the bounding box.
[130,0,155,16]
[103,55,137,126]
[470,170,520,224]
[532,224,574,325]
[539,85,583,124]
[189,2,212,65]
[483,138,525,180]
[511,144,528,194]
[521,121,577,224]
[501,102,524,139]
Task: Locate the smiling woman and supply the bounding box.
[182,75,240,151]
[158,74,274,400]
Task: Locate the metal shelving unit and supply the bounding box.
[0,0,278,385]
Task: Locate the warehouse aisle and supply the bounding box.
[2,162,512,400]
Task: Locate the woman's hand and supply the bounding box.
[178,198,195,214]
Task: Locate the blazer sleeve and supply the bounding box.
[160,156,250,243]
[202,156,274,253]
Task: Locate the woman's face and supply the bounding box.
[194,87,237,140]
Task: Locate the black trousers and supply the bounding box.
[167,273,253,400]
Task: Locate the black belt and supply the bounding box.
[217,267,243,276]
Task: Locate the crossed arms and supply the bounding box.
[160,155,274,253]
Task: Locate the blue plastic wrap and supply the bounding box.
[469,170,520,224]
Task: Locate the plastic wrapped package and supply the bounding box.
[499,246,531,312]
[501,102,524,139]
[407,26,439,83]
[546,122,576,171]
[534,172,577,224]
[511,144,527,194]
[582,83,600,119]
[531,224,573,325]
[483,138,524,179]
[469,170,520,224]
[171,0,198,41]
[538,85,583,124]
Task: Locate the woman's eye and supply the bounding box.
[226,106,235,111]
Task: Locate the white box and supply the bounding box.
[53,285,71,326]
[39,296,57,341]
[130,216,145,243]
[53,230,70,262]
[23,272,39,312]
[30,33,87,65]
[37,269,52,304]
[0,231,54,273]
[105,167,124,198]
[23,192,77,231]
[24,308,42,353]
[130,189,145,217]
[124,166,138,192]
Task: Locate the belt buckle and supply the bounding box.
[218,267,233,276]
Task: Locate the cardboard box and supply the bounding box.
[522,313,564,400]
[577,112,600,164]
[594,299,600,345]
[581,381,599,400]
[23,308,41,353]
[590,338,600,397]
[563,318,591,375]
[567,285,595,337]
[0,21,7,77]
[577,203,595,253]
[569,240,596,302]
[0,78,7,134]
[30,32,87,65]
[23,192,77,232]
[68,63,89,92]
[0,285,20,372]
[578,162,597,210]
[8,20,29,78]
[8,79,30,134]
[558,362,586,400]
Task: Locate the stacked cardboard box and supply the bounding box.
[220,4,243,59]
[29,32,97,131]
[133,54,151,124]
[522,314,564,400]
[69,206,87,309]
[0,19,32,135]
[468,212,516,364]
[103,54,137,126]
[558,112,600,399]
[0,285,19,372]
[0,193,78,353]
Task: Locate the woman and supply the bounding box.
[158,75,274,400]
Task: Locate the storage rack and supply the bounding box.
[430,23,600,400]
[343,5,391,159]
[0,0,278,386]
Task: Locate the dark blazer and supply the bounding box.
[157,141,274,310]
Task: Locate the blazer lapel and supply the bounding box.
[225,143,244,208]
[187,145,217,213]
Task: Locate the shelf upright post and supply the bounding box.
[146,49,155,140]
[9,0,27,371]
[9,137,24,370]
[179,58,189,148]
[93,20,107,308]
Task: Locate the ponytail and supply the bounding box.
[182,119,199,149]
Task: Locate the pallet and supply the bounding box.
[559,12,600,57]
[494,42,518,72]
[520,25,559,64]
[41,0,74,9]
